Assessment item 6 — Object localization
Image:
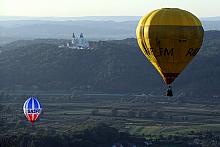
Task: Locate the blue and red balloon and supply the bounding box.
[23,97,42,125]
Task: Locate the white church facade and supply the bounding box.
[59,33,90,49]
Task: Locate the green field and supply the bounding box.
[1,93,220,138]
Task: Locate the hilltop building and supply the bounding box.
[59,33,90,49]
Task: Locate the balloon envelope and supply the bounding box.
[23,97,42,124]
[136,8,204,84]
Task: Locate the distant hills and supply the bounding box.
[0,20,137,41]
[1,16,220,21]
[201,16,220,21]
[0,16,220,45]
[0,30,220,97]
[0,16,141,22]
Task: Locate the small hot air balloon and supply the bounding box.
[136,8,204,96]
[23,97,42,125]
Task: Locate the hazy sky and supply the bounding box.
[0,0,220,17]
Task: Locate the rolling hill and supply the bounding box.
[0,31,219,97]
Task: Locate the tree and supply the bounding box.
[127,110,136,118]
[91,109,99,115]
[111,108,118,117]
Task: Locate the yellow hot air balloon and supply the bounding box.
[136,8,204,96]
